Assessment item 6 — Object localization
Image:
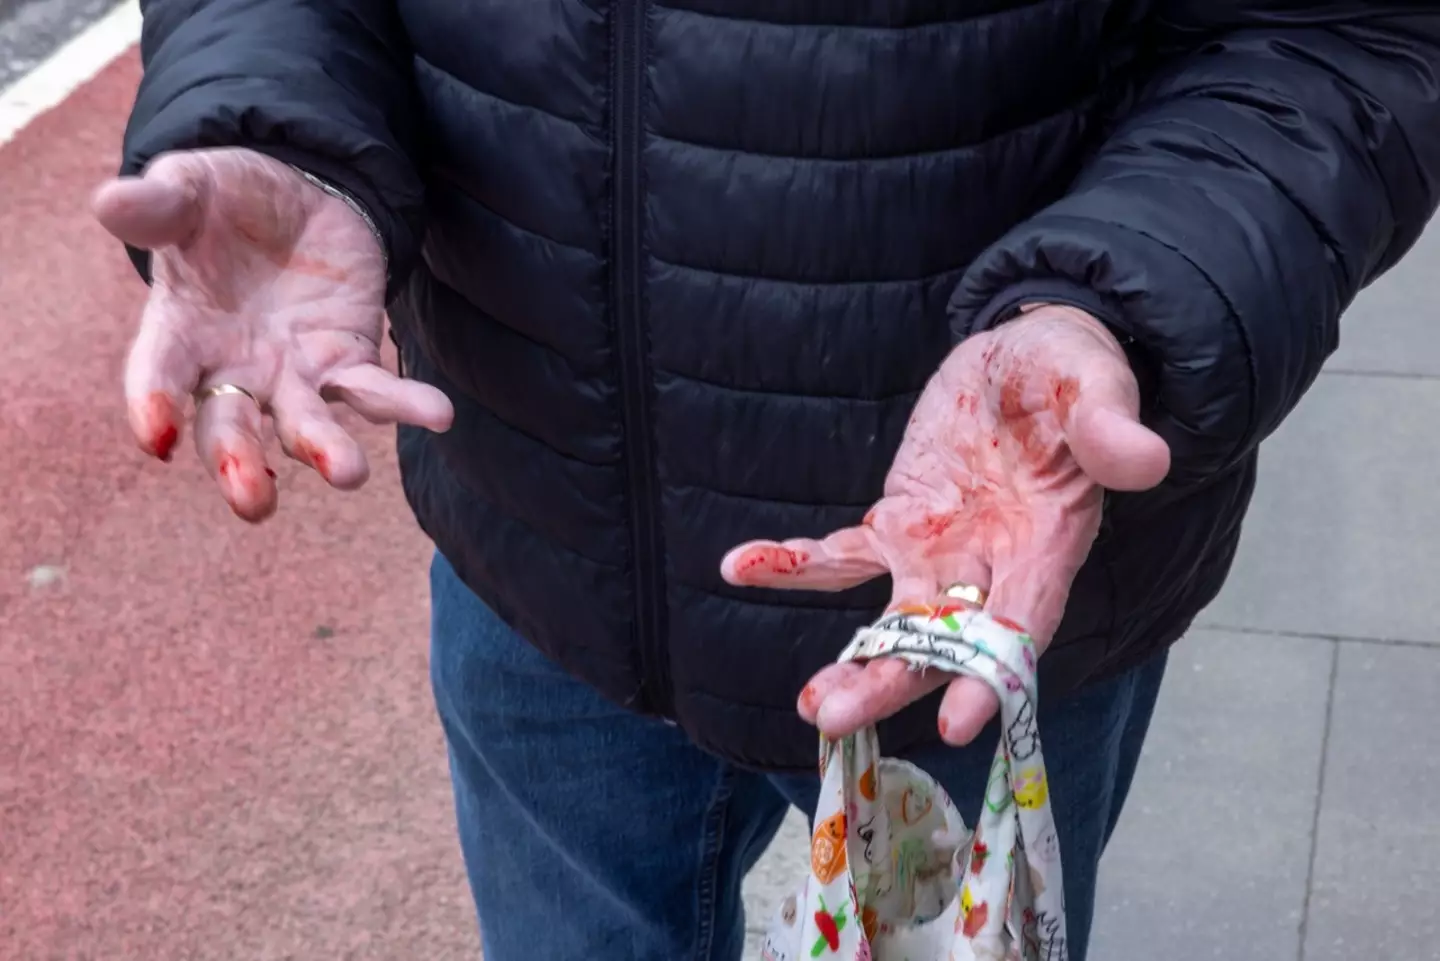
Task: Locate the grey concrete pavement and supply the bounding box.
[0,0,117,88]
[741,221,1440,960]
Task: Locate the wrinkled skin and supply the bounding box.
[720,306,1171,746]
[93,148,1163,745]
[92,147,453,522]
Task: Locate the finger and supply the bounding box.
[941,543,1058,745]
[270,377,370,490]
[92,154,207,250]
[192,388,277,522]
[319,363,454,432]
[937,677,1000,746]
[797,661,866,724]
[885,556,941,612]
[1064,379,1170,492]
[986,512,1096,649]
[813,657,948,737]
[720,525,887,590]
[896,557,993,745]
[123,295,202,461]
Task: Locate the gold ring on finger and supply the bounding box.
[194,383,261,410]
[943,581,988,607]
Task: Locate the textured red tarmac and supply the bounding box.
[0,53,479,960]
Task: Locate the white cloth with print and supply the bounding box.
[759,605,1069,961]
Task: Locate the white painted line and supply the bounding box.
[0,0,141,146]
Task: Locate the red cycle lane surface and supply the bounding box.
[0,52,479,960]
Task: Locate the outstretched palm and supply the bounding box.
[721,307,1170,744]
[93,148,452,521]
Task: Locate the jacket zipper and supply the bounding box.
[612,0,672,718]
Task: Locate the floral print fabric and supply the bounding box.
[760,605,1068,961]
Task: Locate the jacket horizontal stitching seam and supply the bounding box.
[419,262,598,369]
[650,98,1092,164]
[670,481,874,510]
[438,162,980,288]
[653,0,1053,32]
[1144,30,1422,264]
[655,364,923,403]
[431,176,601,257]
[435,470,627,572]
[1132,110,1352,291]
[445,385,622,470]
[650,251,966,287]
[415,54,604,138]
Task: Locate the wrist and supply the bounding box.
[952,277,1160,413]
[1017,302,1131,355]
[287,164,390,282]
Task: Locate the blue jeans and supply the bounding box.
[430,552,1166,961]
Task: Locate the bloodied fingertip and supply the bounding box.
[139,391,180,461]
[736,545,807,577]
[798,683,820,715]
[292,438,332,481]
[153,423,178,461]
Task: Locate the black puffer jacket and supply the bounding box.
[122,1,1440,770]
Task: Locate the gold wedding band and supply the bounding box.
[944,582,988,607]
[194,383,261,408]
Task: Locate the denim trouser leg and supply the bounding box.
[429,552,1166,961]
[430,552,791,960]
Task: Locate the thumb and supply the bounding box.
[1065,374,1171,492]
[91,153,207,250]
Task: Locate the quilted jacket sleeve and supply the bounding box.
[121,0,425,302]
[949,3,1440,487]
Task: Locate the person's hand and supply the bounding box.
[719,305,1170,745]
[93,147,453,522]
